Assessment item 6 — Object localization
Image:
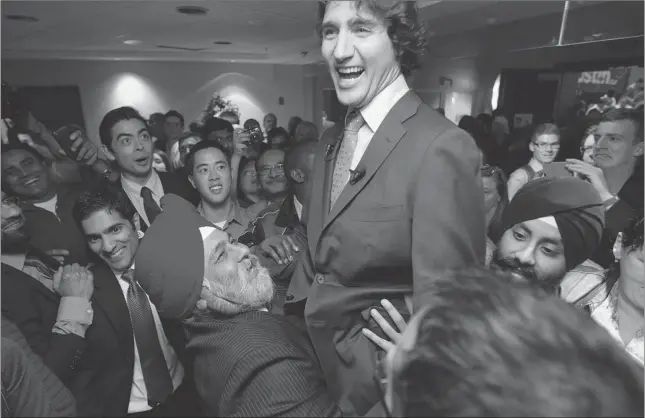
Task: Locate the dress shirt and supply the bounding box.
[121,171,165,227]
[33,195,59,219]
[1,253,93,338]
[352,74,410,169]
[114,266,184,414]
[197,201,255,241]
[293,196,303,221]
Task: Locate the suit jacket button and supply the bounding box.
[315,274,325,284]
[286,294,294,301]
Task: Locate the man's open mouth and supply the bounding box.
[337,66,364,80]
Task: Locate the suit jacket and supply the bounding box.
[285,91,486,415]
[1,262,87,387]
[2,317,76,417]
[185,310,341,417]
[66,263,189,416]
[119,170,200,231]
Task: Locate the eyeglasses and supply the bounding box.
[533,142,560,150]
[258,163,284,177]
[242,170,257,177]
[481,164,501,177]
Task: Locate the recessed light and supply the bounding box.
[247,20,259,25]
[4,14,39,22]
[176,6,209,15]
[214,41,232,45]
[123,40,142,45]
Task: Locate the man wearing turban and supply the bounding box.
[135,194,340,417]
[490,176,605,293]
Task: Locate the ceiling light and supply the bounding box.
[214,41,232,45]
[176,6,209,15]
[123,40,142,45]
[247,20,259,25]
[4,14,39,22]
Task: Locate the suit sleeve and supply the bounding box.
[412,128,486,302]
[1,277,87,386]
[221,347,341,417]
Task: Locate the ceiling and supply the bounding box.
[1,0,608,64]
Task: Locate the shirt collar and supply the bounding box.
[198,200,247,228]
[120,170,162,198]
[360,74,410,133]
[1,253,26,270]
[293,195,303,220]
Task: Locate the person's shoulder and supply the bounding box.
[509,166,529,181]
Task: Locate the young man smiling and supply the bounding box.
[284,1,486,415]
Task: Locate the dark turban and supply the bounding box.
[135,194,212,320]
[498,177,605,270]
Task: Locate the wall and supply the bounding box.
[411,1,644,120]
[1,59,312,143]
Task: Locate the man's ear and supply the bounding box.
[290,168,305,184]
[101,144,116,162]
[632,141,644,157]
[528,142,536,153]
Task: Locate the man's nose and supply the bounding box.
[133,137,145,151]
[229,243,251,261]
[102,236,116,253]
[333,30,354,62]
[515,245,536,266]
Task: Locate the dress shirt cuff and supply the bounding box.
[52,297,93,338]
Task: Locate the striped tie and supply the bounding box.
[330,109,365,208]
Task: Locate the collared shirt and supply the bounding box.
[1,252,93,338]
[121,171,165,227]
[293,195,303,221]
[352,74,410,169]
[197,201,254,241]
[33,195,59,219]
[114,266,184,414]
[507,157,544,200]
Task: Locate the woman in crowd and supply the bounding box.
[588,216,644,364]
[481,164,508,265]
[152,149,170,172]
[236,156,263,209]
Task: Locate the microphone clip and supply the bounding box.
[349,167,366,185]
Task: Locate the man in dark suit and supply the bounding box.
[71,185,196,417]
[1,190,94,388]
[98,106,198,232]
[285,2,487,415]
[135,194,340,417]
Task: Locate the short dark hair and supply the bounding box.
[178,131,203,147]
[256,147,286,171]
[317,0,428,77]
[72,183,137,231]
[267,127,290,148]
[164,110,184,126]
[287,116,303,138]
[284,139,317,173]
[99,107,148,149]
[184,140,231,175]
[601,107,644,143]
[398,267,645,417]
[202,117,233,137]
[531,122,560,143]
[219,110,240,125]
[243,118,260,131]
[622,215,644,251]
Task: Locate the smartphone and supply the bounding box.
[53,124,84,159]
[543,161,573,178]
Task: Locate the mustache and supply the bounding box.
[2,215,25,229]
[491,252,539,284]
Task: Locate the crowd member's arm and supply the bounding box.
[506,169,529,201]
[2,337,77,417]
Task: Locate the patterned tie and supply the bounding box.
[330,110,364,208]
[123,269,174,407]
[140,187,162,225]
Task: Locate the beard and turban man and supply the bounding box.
[134,194,340,417]
[490,176,606,293]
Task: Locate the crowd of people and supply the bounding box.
[1,1,644,417]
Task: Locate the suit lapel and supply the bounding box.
[307,125,343,254]
[91,263,135,366]
[322,91,421,233]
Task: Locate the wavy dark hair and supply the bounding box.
[317,0,428,77]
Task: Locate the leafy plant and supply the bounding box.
[201,94,240,123]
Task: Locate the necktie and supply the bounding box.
[330,110,364,208]
[140,187,162,225]
[123,269,174,407]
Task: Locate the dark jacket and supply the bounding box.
[20,184,89,265]
[2,317,77,417]
[185,311,340,417]
[1,260,87,386]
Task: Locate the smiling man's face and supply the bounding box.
[81,208,138,275]
[320,1,402,109]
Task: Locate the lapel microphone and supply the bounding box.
[349,167,366,185]
[325,144,336,157]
